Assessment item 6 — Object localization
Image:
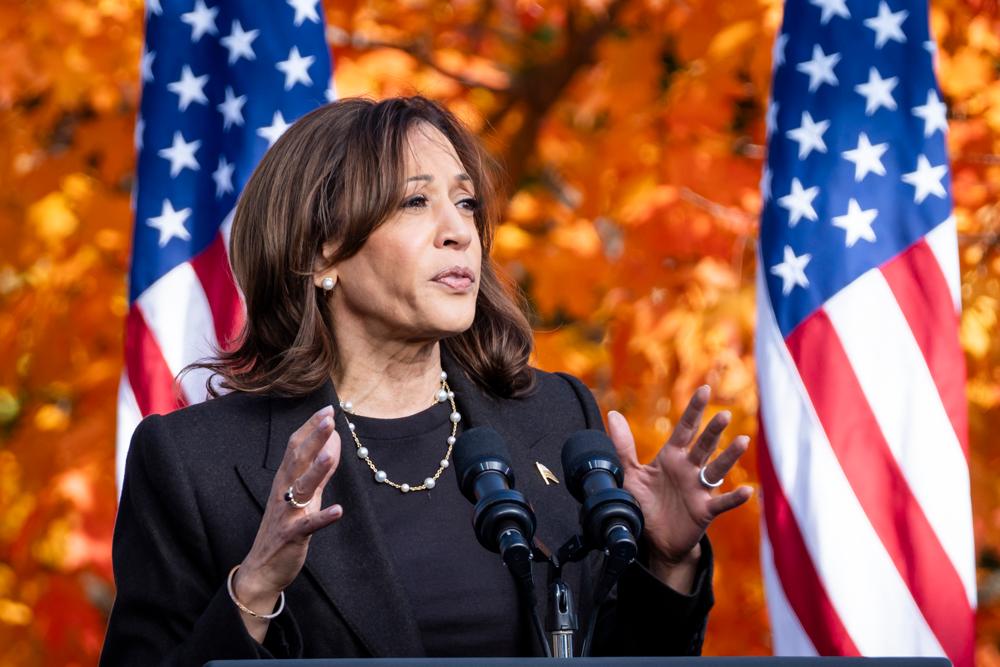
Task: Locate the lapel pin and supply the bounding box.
[535,461,559,486]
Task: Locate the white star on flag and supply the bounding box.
[134,116,144,150]
[913,90,948,137]
[221,20,260,65]
[147,199,192,247]
[786,111,829,159]
[832,198,878,247]
[287,0,321,26]
[276,47,316,91]
[855,67,898,115]
[902,154,947,204]
[864,1,908,49]
[147,0,162,16]
[258,111,291,147]
[770,245,812,295]
[167,65,209,112]
[157,131,202,177]
[217,87,247,130]
[212,156,236,198]
[842,132,888,182]
[325,77,337,103]
[140,46,155,83]
[810,0,850,24]
[761,167,772,202]
[777,178,820,227]
[772,33,788,70]
[181,0,219,42]
[766,100,779,138]
[796,44,841,92]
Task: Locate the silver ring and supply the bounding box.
[698,465,724,489]
[284,485,310,509]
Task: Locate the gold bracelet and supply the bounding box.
[227,565,285,620]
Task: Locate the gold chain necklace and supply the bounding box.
[339,371,460,494]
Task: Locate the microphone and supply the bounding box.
[561,429,644,603]
[453,427,537,593]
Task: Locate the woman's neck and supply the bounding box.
[331,335,446,419]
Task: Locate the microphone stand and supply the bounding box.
[541,532,636,658]
[507,532,637,658]
[515,540,579,658]
[546,579,577,658]
[535,535,587,658]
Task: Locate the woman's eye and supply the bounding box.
[402,194,427,208]
[458,197,480,211]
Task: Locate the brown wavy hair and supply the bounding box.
[190,96,535,399]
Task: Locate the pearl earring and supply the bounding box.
[321,276,336,292]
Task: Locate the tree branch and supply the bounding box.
[494,0,633,187]
[332,29,509,93]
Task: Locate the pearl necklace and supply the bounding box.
[339,371,460,494]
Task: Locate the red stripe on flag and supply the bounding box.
[190,233,244,351]
[757,422,859,656]
[786,311,974,667]
[125,306,187,416]
[880,240,969,460]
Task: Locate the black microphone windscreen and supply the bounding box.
[453,427,513,500]
[560,430,623,500]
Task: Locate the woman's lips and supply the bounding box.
[432,266,475,290]
[434,275,474,290]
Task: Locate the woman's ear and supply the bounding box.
[313,240,339,290]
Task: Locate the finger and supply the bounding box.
[702,435,750,483]
[315,430,342,489]
[607,411,641,472]
[685,410,731,466]
[289,444,338,503]
[707,485,754,517]
[282,406,336,478]
[666,386,710,449]
[296,503,344,537]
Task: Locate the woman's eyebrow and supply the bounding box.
[405,173,472,183]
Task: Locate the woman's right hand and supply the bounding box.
[232,405,344,639]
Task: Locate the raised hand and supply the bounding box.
[606,386,753,590]
[234,405,343,640]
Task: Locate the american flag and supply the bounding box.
[117,0,333,488]
[756,1,974,665]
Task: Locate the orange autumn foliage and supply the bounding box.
[0,1,999,664]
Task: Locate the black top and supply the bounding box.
[99,356,715,666]
[347,402,527,656]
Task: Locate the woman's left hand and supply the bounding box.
[606,385,754,590]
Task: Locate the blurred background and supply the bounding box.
[0,0,999,664]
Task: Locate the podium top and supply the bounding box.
[206,658,951,666]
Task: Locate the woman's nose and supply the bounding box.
[437,202,473,249]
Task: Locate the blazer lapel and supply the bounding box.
[235,381,424,657]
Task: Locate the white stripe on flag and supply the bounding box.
[759,521,817,656]
[220,208,236,260]
[115,373,142,495]
[824,268,976,606]
[924,216,961,314]
[755,268,944,656]
[135,261,219,404]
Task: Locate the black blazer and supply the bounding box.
[100,355,714,666]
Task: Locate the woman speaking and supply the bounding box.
[100,96,753,664]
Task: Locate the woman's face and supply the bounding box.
[323,122,483,343]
